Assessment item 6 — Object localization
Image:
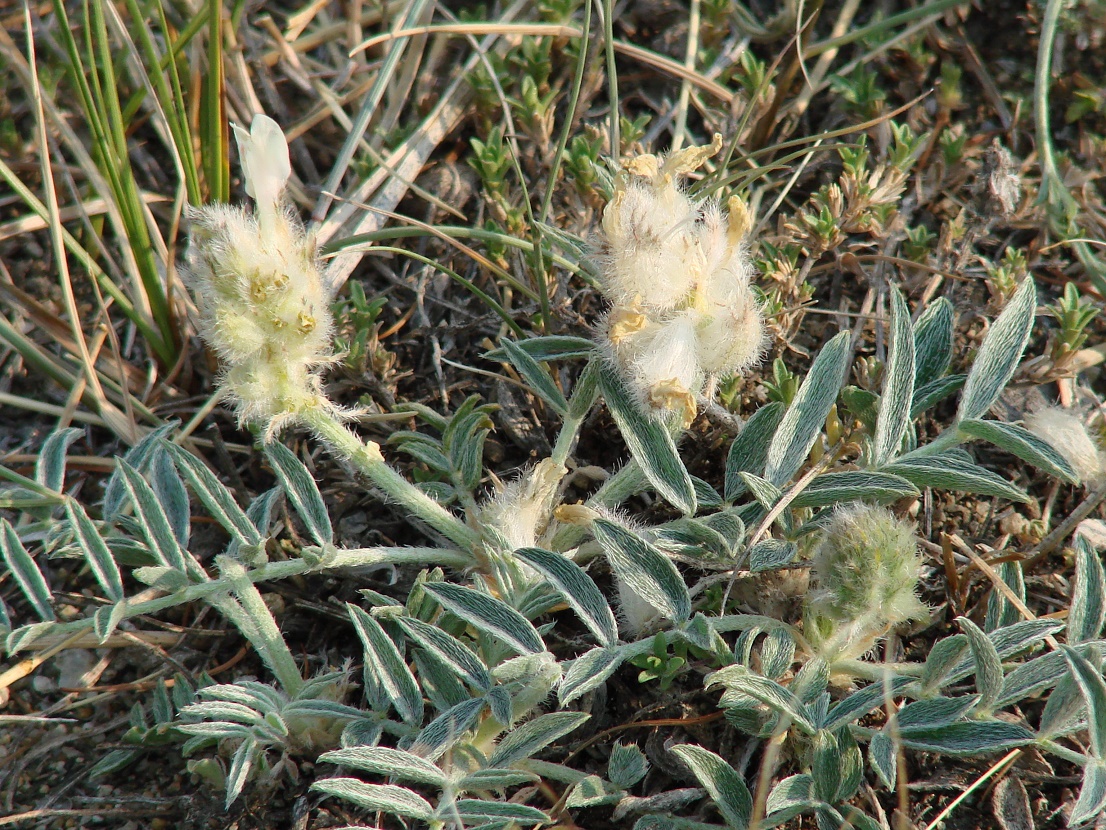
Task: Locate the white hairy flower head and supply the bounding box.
[688,198,766,376]
[606,308,702,428]
[186,115,338,436]
[598,136,765,424]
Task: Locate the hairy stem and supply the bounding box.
[300,406,481,550]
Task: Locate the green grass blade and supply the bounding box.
[200,0,227,202]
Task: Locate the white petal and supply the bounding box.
[234,114,290,214]
[626,312,702,394]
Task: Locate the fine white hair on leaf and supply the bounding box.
[1025,407,1106,487]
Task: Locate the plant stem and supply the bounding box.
[328,546,474,570]
[1034,0,1106,291]
[300,407,480,551]
[551,414,582,468]
[214,556,305,697]
[892,427,960,462]
[548,461,648,553]
[552,361,600,467]
[11,545,471,656]
[602,0,619,156]
[1035,738,1089,767]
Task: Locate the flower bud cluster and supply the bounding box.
[599,135,766,427]
[804,504,928,664]
[186,115,337,436]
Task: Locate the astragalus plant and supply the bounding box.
[3,111,1106,830]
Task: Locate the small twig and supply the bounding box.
[1029,479,1106,564]
[748,449,840,551]
[922,749,1023,830]
[949,535,1059,651]
[0,630,88,706]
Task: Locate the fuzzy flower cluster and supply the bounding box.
[186,115,337,436]
[477,458,566,552]
[599,135,766,427]
[1025,407,1106,488]
[804,504,928,665]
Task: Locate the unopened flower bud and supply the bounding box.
[804,505,928,664]
[233,114,291,238]
[616,573,665,636]
[478,458,567,551]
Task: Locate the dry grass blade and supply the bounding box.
[311,0,434,224]
[613,40,735,103]
[274,0,408,62]
[316,3,540,290]
[318,73,473,291]
[0,393,107,428]
[0,28,151,330]
[791,0,861,115]
[0,194,171,241]
[669,0,702,152]
[350,22,582,55]
[332,201,536,302]
[922,750,1023,830]
[951,537,1059,651]
[0,280,148,393]
[23,10,135,443]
